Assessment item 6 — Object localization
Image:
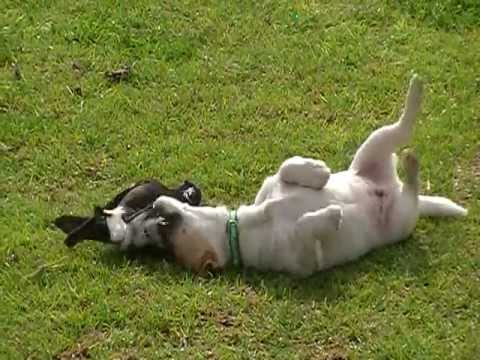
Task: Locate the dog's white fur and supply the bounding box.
[113,75,467,276]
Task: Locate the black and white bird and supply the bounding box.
[54,180,202,249]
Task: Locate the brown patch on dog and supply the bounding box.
[172,228,221,276]
[198,250,221,276]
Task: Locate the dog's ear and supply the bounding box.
[54,216,89,234]
[198,250,221,277]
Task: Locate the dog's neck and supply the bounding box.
[211,204,269,270]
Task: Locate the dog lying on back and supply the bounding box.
[54,180,201,249]
[117,75,467,276]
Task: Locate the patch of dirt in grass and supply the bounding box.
[214,311,235,327]
[81,155,111,183]
[55,343,89,360]
[0,141,24,156]
[109,352,139,360]
[199,309,236,328]
[472,150,480,180]
[105,65,133,83]
[244,286,259,307]
[453,149,480,201]
[54,330,106,360]
[71,59,88,76]
[308,346,348,360]
[4,249,19,266]
[13,62,22,80]
[303,338,350,360]
[321,346,349,360]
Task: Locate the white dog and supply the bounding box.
[109,75,467,276]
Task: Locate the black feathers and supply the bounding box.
[54,180,202,248]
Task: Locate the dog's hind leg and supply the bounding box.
[349,75,423,184]
[279,156,331,189]
[387,150,422,240]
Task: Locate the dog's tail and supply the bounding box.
[418,195,467,217]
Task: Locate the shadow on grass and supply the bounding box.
[96,245,175,270]
[94,234,430,304]
[243,235,430,304]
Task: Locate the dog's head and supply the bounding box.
[151,196,228,276]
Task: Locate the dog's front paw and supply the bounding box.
[325,204,343,231]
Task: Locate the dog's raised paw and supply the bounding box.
[325,205,343,231]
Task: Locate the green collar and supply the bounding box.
[226,210,242,267]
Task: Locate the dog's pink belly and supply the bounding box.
[366,187,396,231]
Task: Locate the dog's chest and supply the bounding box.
[255,201,312,271]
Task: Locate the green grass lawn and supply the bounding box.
[1,0,479,358]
